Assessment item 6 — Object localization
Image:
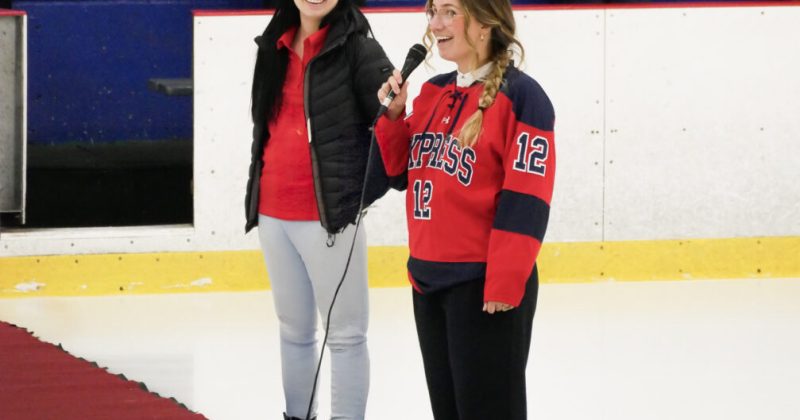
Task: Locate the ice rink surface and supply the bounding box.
[1,278,799,420]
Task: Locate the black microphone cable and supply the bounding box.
[304,43,426,420]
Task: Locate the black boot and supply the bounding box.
[283,414,316,420]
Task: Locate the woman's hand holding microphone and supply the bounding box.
[377,69,410,121]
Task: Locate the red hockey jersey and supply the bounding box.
[375,65,555,307]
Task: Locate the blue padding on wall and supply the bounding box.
[13,0,262,145]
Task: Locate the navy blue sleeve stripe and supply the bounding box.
[492,189,550,242]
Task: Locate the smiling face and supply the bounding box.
[293,0,339,29]
[426,0,489,73]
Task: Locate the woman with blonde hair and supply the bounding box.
[376,0,555,418]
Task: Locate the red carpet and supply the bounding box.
[0,321,207,419]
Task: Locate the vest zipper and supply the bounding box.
[303,37,346,232]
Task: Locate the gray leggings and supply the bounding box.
[258,215,369,420]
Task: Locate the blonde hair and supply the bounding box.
[423,0,524,147]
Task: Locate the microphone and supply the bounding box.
[377,43,427,117]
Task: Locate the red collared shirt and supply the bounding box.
[259,25,330,220]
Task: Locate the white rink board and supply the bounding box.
[604,6,800,240]
[1,5,799,257]
[193,6,800,247]
[192,15,265,251]
[191,9,608,250]
[513,10,606,243]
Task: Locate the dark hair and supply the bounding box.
[250,0,366,125]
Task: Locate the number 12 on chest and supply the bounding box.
[413,180,433,220]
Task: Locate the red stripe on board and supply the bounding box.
[192,9,272,16]
[0,10,26,16]
[192,6,424,16]
[563,1,797,10]
[0,321,207,420]
[191,1,799,16]
[509,1,800,11]
[361,6,426,13]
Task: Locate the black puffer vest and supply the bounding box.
[245,8,402,234]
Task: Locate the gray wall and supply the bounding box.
[0,15,24,213]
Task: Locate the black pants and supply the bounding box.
[413,268,538,420]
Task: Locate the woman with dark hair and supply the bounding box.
[244,0,396,419]
[376,0,555,418]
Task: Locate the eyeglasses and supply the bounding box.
[425,7,463,25]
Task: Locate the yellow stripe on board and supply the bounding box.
[0,251,267,297]
[1,237,798,298]
[539,236,799,283]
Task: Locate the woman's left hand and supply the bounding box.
[483,301,514,314]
